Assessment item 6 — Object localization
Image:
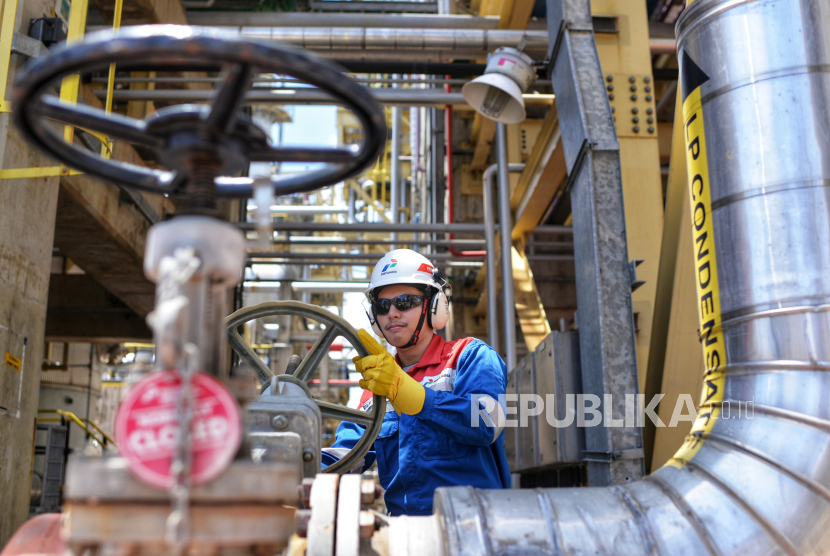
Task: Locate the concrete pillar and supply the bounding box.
[0,0,62,543]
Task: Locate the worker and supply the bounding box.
[322,249,510,516]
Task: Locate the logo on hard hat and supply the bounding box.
[381,259,398,274]
[417,263,434,274]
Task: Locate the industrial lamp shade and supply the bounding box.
[461,47,535,124]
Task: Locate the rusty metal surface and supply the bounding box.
[63,503,295,547]
[65,456,301,504]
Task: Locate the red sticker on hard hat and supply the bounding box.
[417,263,434,274]
[115,370,241,489]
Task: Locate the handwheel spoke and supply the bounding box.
[39,96,162,148]
[249,146,357,164]
[202,63,253,137]
[294,325,341,383]
[317,400,375,427]
[323,394,383,475]
[228,326,272,383]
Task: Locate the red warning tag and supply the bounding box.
[115,370,241,489]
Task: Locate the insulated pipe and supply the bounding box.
[239,27,549,52]
[495,123,517,373]
[483,162,524,350]
[384,0,830,554]
[87,26,675,55]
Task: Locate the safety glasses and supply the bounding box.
[373,294,427,315]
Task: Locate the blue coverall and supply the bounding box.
[322,335,510,516]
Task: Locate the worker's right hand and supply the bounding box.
[351,354,364,374]
[355,329,425,415]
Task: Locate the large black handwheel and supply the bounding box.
[225,301,383,475]
[12,26,387,199]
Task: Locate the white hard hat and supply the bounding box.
[365,249,443,300]
[363,249,451,341]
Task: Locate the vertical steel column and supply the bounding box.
[546,0,644,485]
[421,108,432,253]
[391,82,402,245]
[430,107,445,252]
[484,162,525,352]
[347,183,355,224]
[496,123,517,373]
[483,165,500,350]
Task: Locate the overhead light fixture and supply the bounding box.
[262,323,280,331]
[461,47,535,124]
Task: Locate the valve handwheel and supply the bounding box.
[226,301,384,475]
[12,25,387,204]
[12,27,388,474]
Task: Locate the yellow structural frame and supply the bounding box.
[0,0,121,180]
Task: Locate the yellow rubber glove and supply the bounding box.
[356,329,425,415]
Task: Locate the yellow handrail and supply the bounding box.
[38,409,118,449]
[0,0,121,178]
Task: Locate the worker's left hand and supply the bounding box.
[356,329,425,415]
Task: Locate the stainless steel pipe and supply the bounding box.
[495,123,517,374]
[92,87,553,107]
[483,162,524,353]
[385,0,830,554]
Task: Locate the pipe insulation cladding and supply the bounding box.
[383,0,830,554]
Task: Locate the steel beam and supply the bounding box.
[269,239,485,247]
[247,259,483,268]
[238,221,492,234]
[391,95,402,244]
[546,0,644,486]
[247,251,482,261]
